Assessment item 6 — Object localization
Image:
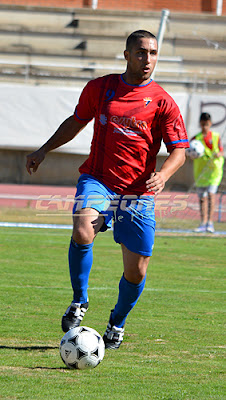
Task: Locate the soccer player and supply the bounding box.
[191,112,224,233]
[26,30,189,349]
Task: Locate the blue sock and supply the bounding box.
[111,274,146,328]
[68,238,93,304]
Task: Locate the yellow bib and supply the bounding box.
[193,132,224,187]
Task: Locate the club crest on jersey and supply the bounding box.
[144,97,152,107]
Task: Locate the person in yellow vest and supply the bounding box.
[192,112,224,233]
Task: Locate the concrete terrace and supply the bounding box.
[0,5,225,92]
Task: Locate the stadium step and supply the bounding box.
[0,6,225,40]
[0,5,225,91]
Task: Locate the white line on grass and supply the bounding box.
[1,221,226,235]
[0,221,73,230]
[1,285,225,294]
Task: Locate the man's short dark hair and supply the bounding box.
[126,30,157,52]
[200,112,211,122]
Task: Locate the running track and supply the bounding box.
[0,183,225,223]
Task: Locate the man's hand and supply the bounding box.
[214,151,224,158]
[146,148,186,194]
[25,116,87,175]
[26,148,45,175]
[146,172,166,195]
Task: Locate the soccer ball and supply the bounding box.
[59,326,105,370]
[186,139,205,159]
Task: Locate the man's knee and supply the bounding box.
[208,192,215,200]
[72,209,104,244]
[124,268,146,284]
[200,195,207,202]
[72,225,94,244]
[122,245,150,284]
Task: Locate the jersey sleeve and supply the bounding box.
[159,97,189,152]
[73,79,98,124]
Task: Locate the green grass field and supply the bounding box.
[0,227,225,400]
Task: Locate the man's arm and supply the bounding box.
[146,148,186,194]
[26,115,86,175]
[215,136,224,158]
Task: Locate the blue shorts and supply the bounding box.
[73,174,156,256]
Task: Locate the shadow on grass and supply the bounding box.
[1,345,69,370]
[0,345,58,351]
[28,366,67,370]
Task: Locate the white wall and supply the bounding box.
[0,83,225,155]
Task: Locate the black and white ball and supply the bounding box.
[186,139,205,159]
[60,326,105,370]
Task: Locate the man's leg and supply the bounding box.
[112,243,150,326]
[195,188,208,232]
[103,244,150,349]
[103,194,155,348]
[200,196,208,225]
[62,208,104,332]
[206,191,217,233]
[208,193,215,223]
[70,208,104,301]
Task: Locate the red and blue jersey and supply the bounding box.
[74,74,188,195]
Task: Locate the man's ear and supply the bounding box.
[124,50,129,60]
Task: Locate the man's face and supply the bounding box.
[124,37,158,85]
[200,119,212,135]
